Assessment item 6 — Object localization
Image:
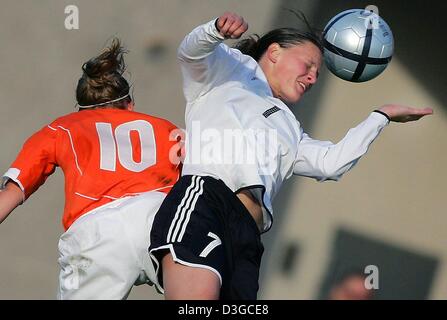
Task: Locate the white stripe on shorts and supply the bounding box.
[176,178,204,242]
[170,177,203,242]
[166,176,198,242]
[166,176,203,243]
[171,176,204,242]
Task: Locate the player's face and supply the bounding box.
[271,41,322,104]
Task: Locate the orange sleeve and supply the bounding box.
[3,124,58,200]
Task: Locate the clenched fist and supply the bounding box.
[216,12,248,39]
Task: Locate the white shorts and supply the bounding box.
[57,191,165,300]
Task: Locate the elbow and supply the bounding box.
[177,38,195,62]
[319,159,359,182]
[319,166,348,182]
[318,172,343,182]
[177,46,188,62]
[177,38,205,62]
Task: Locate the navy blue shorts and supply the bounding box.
[149,175,264,300]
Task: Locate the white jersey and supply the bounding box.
[179,19,389,233]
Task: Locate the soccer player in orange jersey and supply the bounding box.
[0,38,181,299]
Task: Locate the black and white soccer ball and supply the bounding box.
[323,9,394,82]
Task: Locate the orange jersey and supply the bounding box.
[4,108,181,230]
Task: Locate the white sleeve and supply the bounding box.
[293,112,390,181]
[178,19,240,102]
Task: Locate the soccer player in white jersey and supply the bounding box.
[148,12,433,299]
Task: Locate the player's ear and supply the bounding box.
[126,101,134,111]
[266,43,281,64]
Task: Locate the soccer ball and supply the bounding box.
[322,9,394,82]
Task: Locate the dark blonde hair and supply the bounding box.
[76,38,131,109]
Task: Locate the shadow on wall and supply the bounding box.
[318,228,438,300]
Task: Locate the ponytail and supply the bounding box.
[76,38,131,109]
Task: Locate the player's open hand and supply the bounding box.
[378,104,433,123]
[216,12,248,39]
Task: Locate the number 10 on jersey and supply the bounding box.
[96,120,156,172]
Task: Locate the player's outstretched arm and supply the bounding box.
[293,105,433,181]
[378,104,433,123]
[0,181,24,224]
